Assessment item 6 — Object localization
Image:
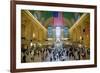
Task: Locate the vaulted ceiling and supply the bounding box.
[28,10,83,29]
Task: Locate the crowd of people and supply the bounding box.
[21,44,90,63]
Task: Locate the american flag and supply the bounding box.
[52,12,64,27]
